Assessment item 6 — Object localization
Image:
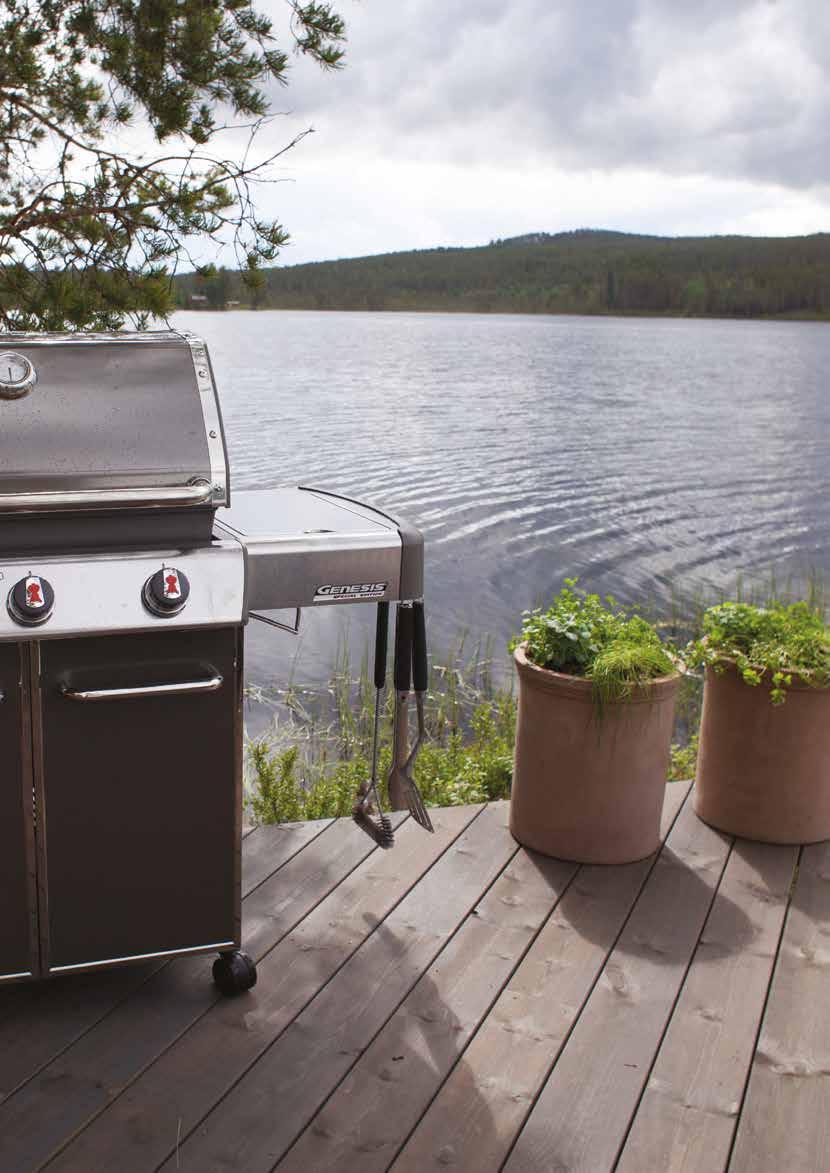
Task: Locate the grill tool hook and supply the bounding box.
[402,600,433,831]
[352,602,395,848]
[387,601,433,831]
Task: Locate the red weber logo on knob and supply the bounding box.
[163,571,182,599]
[25,576,45,608]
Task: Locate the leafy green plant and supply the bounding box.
[247,638,516,824]
[667,734,698,781]
[686,600,830,705]
[510,579,676,705]
[249,579,828,825]
[0,1,346,330]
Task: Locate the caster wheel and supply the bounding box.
[213,950,257,996]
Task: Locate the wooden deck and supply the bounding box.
[0,782,828,1172]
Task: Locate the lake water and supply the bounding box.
[173,310,830,720]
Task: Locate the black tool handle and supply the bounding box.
[374,602,389,690]
[412,600,428,693]
[394,604,413,692]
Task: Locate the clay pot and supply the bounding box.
[510,646,680,864]
[694,665,830,843]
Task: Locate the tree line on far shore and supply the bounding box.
[174,229,830,320]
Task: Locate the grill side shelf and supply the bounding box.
[214,487,424,612]
[298,485,424,602]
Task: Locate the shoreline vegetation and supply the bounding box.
[176,228,830,322]
[247,574,827,825]
[246,634,699,826]
[248,636,517,825]
[179,305,830,323]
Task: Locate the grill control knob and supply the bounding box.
[142,567,190,617]
[8,574,54,626]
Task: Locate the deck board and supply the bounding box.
[240,817,334,897]
[728,839,830,1172]
[277,848,578,1173]
[501,793,732,1173]
[391,780,690,1173]
[157,803,517,1172]
[616,838,797,1172]
[0,789,824,1173]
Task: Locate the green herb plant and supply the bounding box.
[686,601,830,705]
[510,579,677,708]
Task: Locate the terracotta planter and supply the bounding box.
[694,665,830,843]
[510,647,680,864]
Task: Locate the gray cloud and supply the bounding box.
[272,0,830,191]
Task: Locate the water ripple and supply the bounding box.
[175,310,830,689]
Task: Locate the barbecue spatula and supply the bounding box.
[386,602,412,813]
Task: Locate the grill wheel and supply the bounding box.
[212,950,258,996]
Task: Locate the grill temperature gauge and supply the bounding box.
[0,352,37,400]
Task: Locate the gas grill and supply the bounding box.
[0,331,423,995]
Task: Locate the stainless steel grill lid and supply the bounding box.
[0,331,228,552]
[0,332,227,511]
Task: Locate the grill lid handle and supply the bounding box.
[0,481,215,514]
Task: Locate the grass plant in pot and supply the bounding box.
[687,600,830,843]
[510,581,680,864]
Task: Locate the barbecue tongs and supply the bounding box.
[387,600,434,832]
[352,602,395,848]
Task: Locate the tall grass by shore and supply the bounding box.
[248,637,515,823]
[247,572,827,825]
[246,636,697,825]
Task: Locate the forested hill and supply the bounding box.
[174,229,830,319]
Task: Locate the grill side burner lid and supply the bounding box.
[0,331,228,514]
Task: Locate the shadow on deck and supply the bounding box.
[0,784,827,1172]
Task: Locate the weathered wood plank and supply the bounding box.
[41,805,480,1173]
[729,840,830,1173]
[0,811,328,1114]
[161,802,518,1173]
[503,791,731,1173]
[241,818,333,897]
[617,838,797,1173]
[278,848,578,1172]
[0,814,388,1173]
[392,780,691,1173]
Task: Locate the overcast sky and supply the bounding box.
[229,0,830,265]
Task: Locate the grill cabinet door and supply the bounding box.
[37,628,240,972]
[0,645,35,979]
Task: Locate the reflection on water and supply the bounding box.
[174,309,830,714]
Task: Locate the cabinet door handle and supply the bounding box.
[60,676,223,702]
